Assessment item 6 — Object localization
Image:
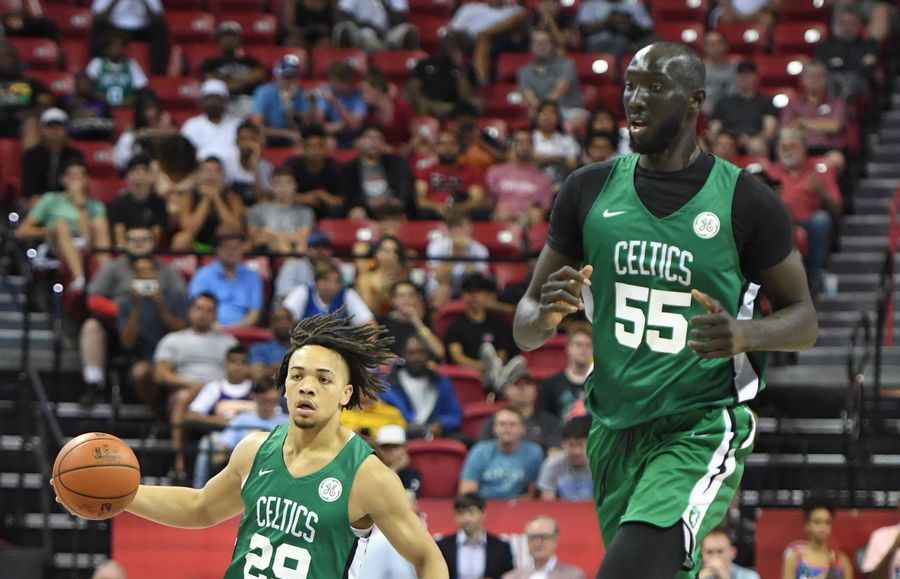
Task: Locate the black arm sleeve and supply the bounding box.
[546,161,614,260]
[732,171,794,281]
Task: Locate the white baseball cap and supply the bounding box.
[200,79,229,99]
[376,425,407,446]
[40,107,69,125]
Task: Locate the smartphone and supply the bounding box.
[131,279,160,296]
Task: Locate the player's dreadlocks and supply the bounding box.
[274,307,396,409]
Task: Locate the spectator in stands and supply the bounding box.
[185,345,255,431]
[333,0,418,52]
[460,407,543,498]
[283,260,375,326]
[86,30,148,109]
[480,366,561,451]
[781,60,847,172]
[20,108,84,205]
[582,130,618,164]
[486,128,555,223]
[170,156,245,251]
[79,226,184,402]
[107,155,166,247]
[250,54,307,147]
[577,0,654,56]
[285,124,345,218]
[362,70,414,148]
[860,503,900,579]
[426,212,490,307]
[711,132,740,164]
[0,42,51,147]
[224,121,274,205]
[782,499,854,579]
[200,21,264,104]
[533,101,580,186]
[180,79,241,165]
[703,30,736,116]
[708,60,779,157]
[188,227,263,328]
[453,109,507,173]
[283,0,336,49]
[517,29,585,125]
[437,493,515,579]
[246,167,314,254]
[529,0,578,52]
[0,0,58,41]
[589,106,631,156]
[193,376,287,488]
[408,34,482,121]
[504,516,585,579]
[273,231,334,303]
[827,0,898,43]
[538,416,592,501]
[15,158,110,291]
[249,306,293,381]
[153,293,238,480]
[113,90,177,170]
[710,0,782,28]
[341,391,407,439]
[537,323,591,422]
[312,61,367,149]
[354,236,410,316]
[415,130,485,220]
[154,134,199,199]
[63,73,115,142]
[699,528,760,579]
[90,0,169,75]
[378,281,444,359]
[91,560,127,579]
[767,129,842,293]
[374,424,422,493]
[815,4,880,101]
[382,335,462,438]
[447,0,527,84]
[342,124,414,218]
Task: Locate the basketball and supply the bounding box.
[51,433,141,521]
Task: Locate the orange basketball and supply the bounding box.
[51,433,140,520]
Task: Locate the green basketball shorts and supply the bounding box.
[588,404,756,576]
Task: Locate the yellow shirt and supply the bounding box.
[341,401,407,437]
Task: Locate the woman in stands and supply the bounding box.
[355,235,410,317]
[113,90,177,170]
[782,498,854,578]
[532,100,579,187]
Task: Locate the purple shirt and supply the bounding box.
[485,162,554,215]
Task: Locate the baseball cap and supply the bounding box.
[307,231,332,248]
[216,21,243,37]
[40,107,68,126]
[274,54,303,78]
[200,79,230,99]
[376,425,407,446]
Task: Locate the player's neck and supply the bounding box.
[638,138,701,173]
[285,415,347,455]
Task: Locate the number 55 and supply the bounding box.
[614,282,691,354]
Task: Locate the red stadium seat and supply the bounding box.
[220,12,278,45]
[569,53,618,86]
[434,300,467,340]
[326,149,359,164]
[60,39,89,73]
[252,46,309,79]
[310,47,367,80]
[27,70,74,98]
[167,11,217,44]
[263,147,301,167]
[772,23,828,56]
[482,84,528,120]
[415,16,450,54]
[243,257,273,305]
[654,22,705,51]
[74,142,118,178]
[209,0,266,10]
[317,218,376,253]
[410,116,440,144]
[491,262,529,289]
[163,0,205,8]
[755,54,809,89]
[651,0,710,23]
[156,255,199,281]
[521,334,568,375]
[407,0,455,18]
[433,364,485,405]
[0,138,21,203]
[470,221,521,258]
[406,438,468,498]
[182,42,223,76]
[778,0,831,23]
[89,179,125,204]
[148,76,201,111]
[9,37,59,70]
[526,221,548,254]
[371,50,428,85]
[496,52,532,84]
[125,42,152,76]
[47,6,92,40]
[396,219,444,254]
[224,326,275,348]
[716,23,767,56]
[461,401,506,440]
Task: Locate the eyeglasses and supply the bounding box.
[526,534,557,542]
[126,235,153,242]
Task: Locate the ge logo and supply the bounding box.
[693,212,720,239]
[318,478,342,502]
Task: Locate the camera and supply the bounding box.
[131,279,159,296]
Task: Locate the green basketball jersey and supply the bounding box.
[95,60,134,107]
[583,154,766,430]
[224,425,373,579]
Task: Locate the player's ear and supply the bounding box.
[340,383,353,407]
[690,89,706,113]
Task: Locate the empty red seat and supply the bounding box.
[716,23,767,56]
[778,0,830,23]
[496,52,532,84]
[9,37,59,70]
[60,39,89,73]
[569,53,618,86]
[482,84,528,120]
[434,299,467,340]
[371,50,428,85]
[224,326,275,348]
[415,16,450,54]
[89,179,126,204]
[407,0,454,18]
[167,11,217,44]
[461,401,506,440]
[47,6,92,40]
[148,76,201,111]
[0,138,22,203]
[406,438,468,498]
[525,220,548,255]
[209,0,266,10]
[125,42,152,76]
[310,47,367,79]
[396,219,444,254]
[756,54,809,89]
[263,147,301,166]
[772,22,827,56]
[470,221,521,258]
[162,0,205,8]
[651,0,710,23]
[27,70,74,98]
[521,334,568,375]
[220,12,278,45]
[251,46,309,79]
[491,262,529,289]
[654,22,705,50]
[317,218,376,253]
[433,364,484,405]
[74,142,118,178]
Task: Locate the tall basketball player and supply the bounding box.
[60,309,448,578]
[514,43,819,578]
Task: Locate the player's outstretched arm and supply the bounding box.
[350,457,449,578]
[126,431,265,528]
[514,245,592,352]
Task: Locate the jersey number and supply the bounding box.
[614,282,691,354]
[244,533,311,579]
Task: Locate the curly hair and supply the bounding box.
[273,307,396,409]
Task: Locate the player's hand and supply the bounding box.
[536,265,593,330]
[689,289,748,358]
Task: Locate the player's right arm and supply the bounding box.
[125,431,265,528]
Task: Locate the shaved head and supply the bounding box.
[629,42,706,93]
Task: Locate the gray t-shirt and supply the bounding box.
[247,202,315,233]
[88,256,186,300]
[153,329,238,385]
[704,61,737,114]
[537,451,593,500]
[517,56,584,110]
[361,162,393,201]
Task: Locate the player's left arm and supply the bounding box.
[350,457,449,578]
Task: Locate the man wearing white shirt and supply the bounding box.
[90,0,169,74]
[502,517,585,579]
[282,260,375,327]
[181,79,241,166]
[333,0,418,52]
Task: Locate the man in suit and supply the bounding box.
[503,516,585,579]
[437,493,514,579]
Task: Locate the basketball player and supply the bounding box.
[513,43,819,578]
[54,310,449,578]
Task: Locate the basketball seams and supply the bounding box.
[55,463,141,497]
[54,435,130,477]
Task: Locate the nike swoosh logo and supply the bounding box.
[603,209,627,218]
[258,469,273,477]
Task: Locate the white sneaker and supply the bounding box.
[68,276,86,292]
